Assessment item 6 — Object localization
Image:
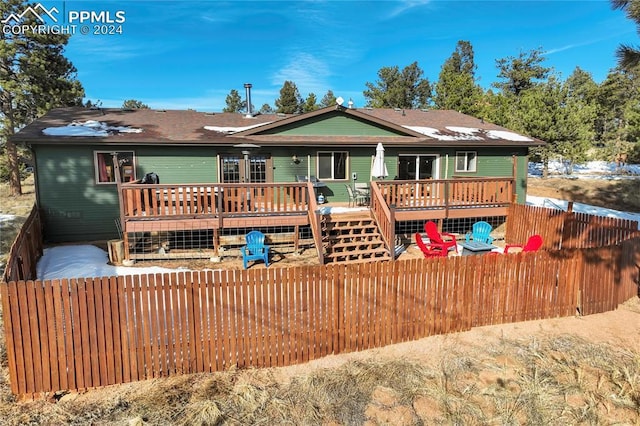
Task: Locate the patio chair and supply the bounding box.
[504,234,543,254]
[345,184,366,207]
[415,233,448,257]
[465,220,494,244]
[241,230,270,269]
[424,221,458,255]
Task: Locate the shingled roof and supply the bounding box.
[13,105,543,147]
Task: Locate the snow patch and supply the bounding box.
[43,120,143,137]
[204,122,272,134]
[405,125,530,141]
[486,130,533,141]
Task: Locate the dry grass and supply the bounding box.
[0,333,638,425]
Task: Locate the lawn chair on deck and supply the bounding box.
[465,221,494,244]
[242,230,270,269]
[424,221,458,255]
[504,234,543,254]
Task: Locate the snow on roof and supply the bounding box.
[204,122,273,134]
[403,126,462,141]
[485,130,533,142]
[404,125,533,142]
[42,120,143,137]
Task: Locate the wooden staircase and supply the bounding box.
[320,210,392,264]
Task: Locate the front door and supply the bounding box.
[397,155,438,180]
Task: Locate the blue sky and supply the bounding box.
[30,1,640,111]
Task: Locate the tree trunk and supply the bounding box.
[6,138,22,196]
[542,158,549,179]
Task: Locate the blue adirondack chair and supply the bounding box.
[465,221,494,244]
[242,230,270,269]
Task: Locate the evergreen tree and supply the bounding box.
[493,48,551,96]
[612,0,640,69]
[122,99,149,109]
[320,90,337,107]
[559,68,598,172]
[511,77,565,178]
[433,40,483,115]
[259,103,274,114]
[274,81,303,114]
[596,64,640,159]
[223,89,245,113]
[302,93,319,112]
[363,62,431,109]
[1,0,85,195]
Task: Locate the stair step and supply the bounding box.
[324,229,380,240]
[327,237,384,247]
[325,246,389,259]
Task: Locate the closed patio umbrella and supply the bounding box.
[371,142,388,179]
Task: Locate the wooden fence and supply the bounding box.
[506,203,640,249]
[2,202,639,398]
[2,205,42,283]
[2,238,639,398]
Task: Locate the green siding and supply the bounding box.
[35,145,121,242]
[35,145,219,242]
[261,113,407,136]
[134,147,218,183]
[33,143,528,242]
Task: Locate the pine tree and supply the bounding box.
[259,103,274,114]
[302,93,319,112]
[274,81,303,114]
[320,90,337,107]
[1,0,84,195]
[493,48,551,96]
[612,0,640,69]
[363,62,431,109]
[223,89,245,113]
[122,99,149,109]
[433,40,483,115]
[596,64,640,159]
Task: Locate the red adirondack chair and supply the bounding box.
[504,234,543,254]
[415,232,448,257]
[423,221,458,255]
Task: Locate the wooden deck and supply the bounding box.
[117,178,515,262]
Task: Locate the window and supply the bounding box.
[317,151,347,180]
[455,151,477,172]
[95,151,135,184]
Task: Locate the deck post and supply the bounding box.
[512,155,518,203]
[112,153,129,260]
[213,228,220,256]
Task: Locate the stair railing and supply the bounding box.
[369,181,395,259]
[306,181,324,264]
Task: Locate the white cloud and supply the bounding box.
[271,52,332,96]
[386,0,431,19]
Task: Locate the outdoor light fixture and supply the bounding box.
[292,154,301,164]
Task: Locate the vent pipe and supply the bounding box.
[244,83,253,117]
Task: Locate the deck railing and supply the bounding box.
[376,177,514,210]
[120,182,311,220]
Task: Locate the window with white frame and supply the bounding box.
[455,151,477,172]
[317,151,347,180]
[94,151,135,184]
